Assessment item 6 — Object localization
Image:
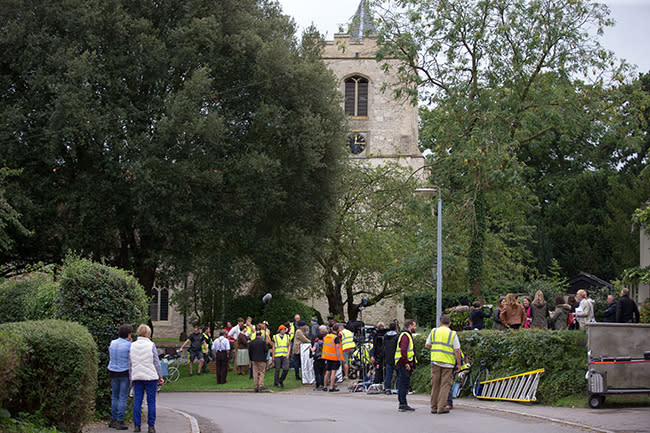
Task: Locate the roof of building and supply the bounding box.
[567,271,613,294]
[348,0,377,40]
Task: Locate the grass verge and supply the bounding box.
[161,362,305,392]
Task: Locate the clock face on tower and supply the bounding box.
[347,132,367,154]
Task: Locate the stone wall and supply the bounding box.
[299,293,405,327]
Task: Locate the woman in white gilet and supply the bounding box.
[130,324,163,433]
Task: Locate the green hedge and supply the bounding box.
[410,329,588,404]
[0,275,60,323]
[227,295,322,332]
[57,256,149,417]
[0,330,26,408]
[0,320,97,433]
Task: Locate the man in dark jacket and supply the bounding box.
[249,331,269,392]
[616,287,640,323]
[383,322,399,394]
[602,295,617,323]
[395,319,417,412]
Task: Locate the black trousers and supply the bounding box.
[313,358,325,388]
[215,351,228,384]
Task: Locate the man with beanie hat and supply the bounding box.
[272,325,291,388]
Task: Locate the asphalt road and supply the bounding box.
[158,391,589,433]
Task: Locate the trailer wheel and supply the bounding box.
[588,395,605,409]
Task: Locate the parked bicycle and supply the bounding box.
[160,350,181,383]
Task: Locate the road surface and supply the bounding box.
[159,391,590,433]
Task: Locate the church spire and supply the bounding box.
[348,0,376,40]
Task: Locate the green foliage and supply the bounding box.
[375,0,647,294]
[23,279,59,321]
[410,329,587,404]
[0,277,50,322]
[57,255,148,416]
[226,295,322,333]
[0,0,345,298]
[312,162,429,320]
[0,271,59,323]
[0,320,97,433]
[0,416,62,433]
[404,291,473,328]
[0,167,31,257]
[0,329,26,408]
[640,299,650,324]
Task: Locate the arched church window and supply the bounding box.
[150,288,169,322]
[344,76,368,117]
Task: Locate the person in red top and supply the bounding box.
[396,319,417,412]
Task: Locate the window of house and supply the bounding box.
[150,288,169,322]
[344,76,368,117]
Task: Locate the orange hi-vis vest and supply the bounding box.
[321,333,343,361]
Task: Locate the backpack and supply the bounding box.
[312,339,324,359]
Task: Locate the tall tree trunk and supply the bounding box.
[325,279,344,320]
[468,189,486,299]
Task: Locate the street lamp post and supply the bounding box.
[414,187,442,327]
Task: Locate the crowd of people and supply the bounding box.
[469,287,640,331]
[104,287,642,429]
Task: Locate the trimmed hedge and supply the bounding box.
[0,275,60,323]
[410,329,588,404]
[0,320,97,433]
[0,330,26,408]
[57,256,149,417]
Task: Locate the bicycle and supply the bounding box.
[470,361,490,398]
[161,351,181,383]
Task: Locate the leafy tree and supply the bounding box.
[374,0,633,295]
[0,168,30,260]
[0,0,345,298]
[311,162,430,321]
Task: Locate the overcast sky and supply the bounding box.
[277,0,650,75]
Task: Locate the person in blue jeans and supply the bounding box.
[108,324,133,430]
[130,324,164,433]
[383,322,399,394]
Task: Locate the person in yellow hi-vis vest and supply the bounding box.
[394,319,417,412]
[425,314,462,414]
[339,326,355,380]
[272,325,291,388]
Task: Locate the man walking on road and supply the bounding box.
[395,319,417,412]
[249,331,269,392]
[425,314,461,414]
[272,325,291,388]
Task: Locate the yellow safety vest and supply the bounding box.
[289,323,295,341]
[246,325,255,340]
[429,327,457,365]
[201,332,210,354]
[273,333,290,358]
[340,328,355,352]
[394,331,415,365]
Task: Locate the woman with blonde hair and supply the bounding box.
[129,324,163,433]
[499,293,526,329]
[530,290,550,329]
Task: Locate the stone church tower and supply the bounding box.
[298,2,426,325]
[322,2,425,171]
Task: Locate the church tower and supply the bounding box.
[322,1,425,170]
